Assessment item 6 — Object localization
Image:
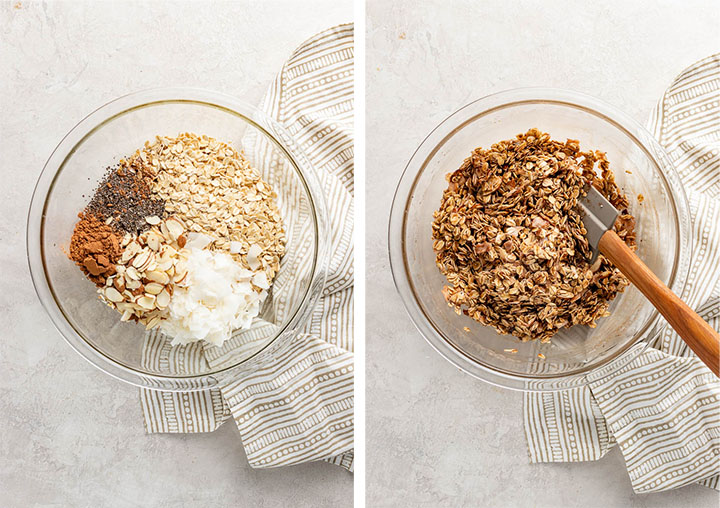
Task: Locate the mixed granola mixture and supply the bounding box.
[432,129,636,342]
[69,133,285,346]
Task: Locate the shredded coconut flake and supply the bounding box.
[247,244,263,270]
[252,271,270,289]
[159,249,267,346]
[184,232,214,250]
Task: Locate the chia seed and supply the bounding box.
[86,159,165,234]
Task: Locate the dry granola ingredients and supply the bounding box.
[432,128,636,343]
[67,133,285,347]
[124,133,285,280]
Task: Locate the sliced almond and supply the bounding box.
[125,240,141,258]
[156,260,173,272]
[144,282,164,295]
[143,257,158,273]
[137,295,156,310]
[132,251,151,270]
[104,287,123,303]
[145,215,161,225]
[116,302,132,312]
[146,233,161,251]
[120,249,134,264]
[174,269,188,285]
[125,266,141,281]
[174,260,186,276]
[113,276,126,293]
[146,270,170,285]
[165,217,184,241]
[139,252,156,272]
[161,245,178,259]
[145,316,161,330]
[155,289,170,308]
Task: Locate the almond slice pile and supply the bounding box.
[99,216,190,329]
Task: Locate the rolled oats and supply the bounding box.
[120,133,285,280]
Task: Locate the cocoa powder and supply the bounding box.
[69,213,122,286]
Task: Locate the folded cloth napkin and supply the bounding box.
[524,54,720,493]
[139,23,355,471]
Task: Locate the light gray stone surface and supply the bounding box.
[366,0,720,506]
[0,1,352,507]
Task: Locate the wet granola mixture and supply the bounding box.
[432,129,636,342]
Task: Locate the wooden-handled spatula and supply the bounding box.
[579,185,720,377]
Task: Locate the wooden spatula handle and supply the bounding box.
[598,230,720,377]
[598,230,720,376]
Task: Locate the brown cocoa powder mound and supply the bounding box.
[69,213,122,286]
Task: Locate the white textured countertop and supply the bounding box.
[366,0,719,506]
[0,1,352,506]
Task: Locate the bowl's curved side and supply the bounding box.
[28,88,330,392]
[389,87,692,392]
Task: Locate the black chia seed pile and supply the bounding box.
[85,159,166,235]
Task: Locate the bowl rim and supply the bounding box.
[388,87,693,392]
[27,87,330,391]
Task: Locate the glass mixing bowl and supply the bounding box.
[28,88,328,391]
[389,88,692,391]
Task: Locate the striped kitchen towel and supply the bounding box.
[139,23,355,471]
[524,54,720,493]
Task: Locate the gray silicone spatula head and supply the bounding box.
[578,185,620,262]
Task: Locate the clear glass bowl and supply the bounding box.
[28,88,329,391]
[389,88,692,391]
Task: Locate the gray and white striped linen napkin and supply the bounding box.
[524,54,720,493]
[139,23,355,471]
